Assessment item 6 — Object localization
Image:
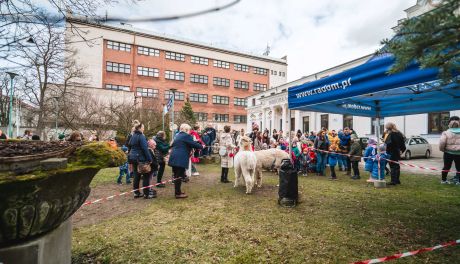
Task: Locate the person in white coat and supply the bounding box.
[219,125,235,183]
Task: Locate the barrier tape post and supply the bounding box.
[352,239,460,264]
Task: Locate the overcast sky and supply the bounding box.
[104,0,413,81]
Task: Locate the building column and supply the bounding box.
[270,106,275,133]
[262,108,267,131]
[281,104,287,131]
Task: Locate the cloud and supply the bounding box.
[98,0,415,81]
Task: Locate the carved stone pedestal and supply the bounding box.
[0,219,71,264]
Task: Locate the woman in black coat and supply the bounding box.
[384,122,406,185]
[128,121,153,198]
[168,124,203,198]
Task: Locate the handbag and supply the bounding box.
[137,162,151,174]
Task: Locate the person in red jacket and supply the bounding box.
[190,125,204,176]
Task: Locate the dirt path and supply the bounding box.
[72,167,222,228]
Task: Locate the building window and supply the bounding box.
[190,74,208,84]
[343,114,353,129]
[234,63,249,72]
[191,56,208,65]
[107,40,131,52]
[212,95,229,105]
[164,90,185,101]
[213,114,229,122]
[428,112,450,134]
[137,66,159,77]
[213,77,230,87]
[194,112,208,121]
[165,70,185,81]
[136,87,158,97]
[106,61,131,74]
[234,97,247,107]
[189,93,208,103]
[320,114,329,130]
[303,116,310,133]
[213,60,230,69]
[165,51,185,61]
[371,118,385,135]
[252,98,256,106]
[234,115,247,123]
[137,46,159,56]
[253,67,268,75]
[105,84,130,91]
[253,83,267,91]
[234,80,249,89]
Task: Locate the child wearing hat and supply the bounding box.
[364,138,377,181]
[328,145,339,180]
[371,144,391,181]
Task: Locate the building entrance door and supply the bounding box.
[290,117,295,131]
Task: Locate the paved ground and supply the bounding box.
[397,157,444,175]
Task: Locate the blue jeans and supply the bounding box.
[117,167,131,183]
[316,152,328,175]
[337,155,345,169]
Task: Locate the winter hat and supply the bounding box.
[378,143,386,152]
[368,138,377,146]
[350,134,358,140]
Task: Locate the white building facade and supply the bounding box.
[246,0,459,157]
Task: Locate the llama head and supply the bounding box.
[239,136,252,150]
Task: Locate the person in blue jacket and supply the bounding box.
[363,138,377,180]
[168,123,204,199]
[371,144,391,181]
[328,145,339,180]
[338,127,352,176]
[127,121,153,198]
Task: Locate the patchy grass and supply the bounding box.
[90,167,119,187]
[73,164,460,263]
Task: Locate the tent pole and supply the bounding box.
[375,100,381,181]
[288,108,292,163]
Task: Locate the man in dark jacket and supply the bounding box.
[154,131,170,187]
[168,124,203,198]
[384,122,406,185]
[202,124,216,156]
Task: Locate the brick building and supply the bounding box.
[66,17,287,130]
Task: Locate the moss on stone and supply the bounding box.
[72,142,126,169]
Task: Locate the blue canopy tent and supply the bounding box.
[288,54,460,139]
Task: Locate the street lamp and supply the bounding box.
[5,72,18,138]
[170,88,177,135]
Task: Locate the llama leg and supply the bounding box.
[243,170,254,194]
[257,170,263,188]
[234,166,241,188]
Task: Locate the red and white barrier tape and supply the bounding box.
[82,177,180,206]
[352,239,460,264]
[310,147,459,174]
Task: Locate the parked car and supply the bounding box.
[402,136,432,160]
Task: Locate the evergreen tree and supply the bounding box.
[381,0,459,83]
[179,99,197,126]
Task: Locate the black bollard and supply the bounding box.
[278,158,298,208]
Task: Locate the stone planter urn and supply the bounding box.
[0,140,126,264]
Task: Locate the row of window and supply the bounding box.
[106,40,271,75]
[193,113,247,123]
[132,87,248,106]
[315,112,451,135]
[271,70,286,77]
[105,62,268,90]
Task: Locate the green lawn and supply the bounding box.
[73,164,460,263]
